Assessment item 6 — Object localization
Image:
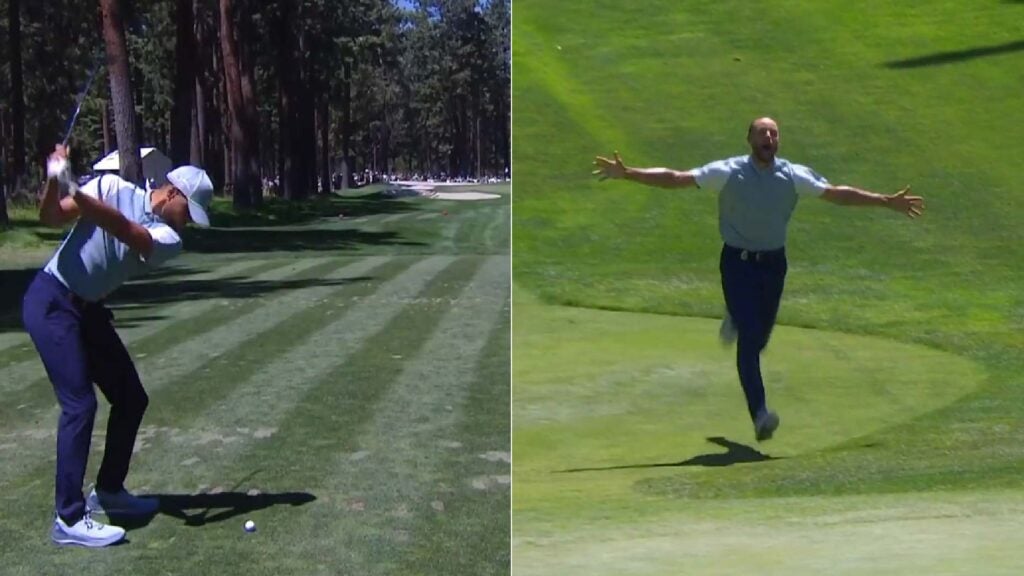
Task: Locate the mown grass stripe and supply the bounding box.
[320,255,508,573]
[0,257,371,442]
[0,258,319,396]
[160,256,488,574]
[128,255,455,491]
[401,301,511,575]
[0,259,268,365]
[380,212,416,224]
[483,204,512,254]
[0,257,373,489]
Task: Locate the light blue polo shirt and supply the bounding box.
[43,174,183,301]
[691,155,829,251]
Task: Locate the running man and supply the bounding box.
[23,144,214,547]
[592,117,924,442]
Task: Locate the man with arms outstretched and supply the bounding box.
[593,117,924,441]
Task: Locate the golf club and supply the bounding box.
[54,57,103,194]
[62,57,104,147]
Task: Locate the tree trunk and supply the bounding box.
[340,60,351,190]
[170,0,196,166]
[277,0,303,200]
[101,101,112,154]
[300,46,316,195]
[100,0,143,186]
[239,15,261,206]
[276,77,285,197]
[7,0,25,209]
[219,0,254,208]
[190,80,203,165]
[319,95,330,194]
[0,107,7,227]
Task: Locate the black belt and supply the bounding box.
[69,291,104,309]
[70,293,90,307]
[724,244,785,263]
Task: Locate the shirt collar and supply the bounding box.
[748,155,779,173]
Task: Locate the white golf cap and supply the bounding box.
[166,165,214,227]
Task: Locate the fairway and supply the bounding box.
[512,0,1024,574]
[0,186,509,574]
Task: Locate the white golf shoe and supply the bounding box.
[51,513,125,547]
[719,314,738,346]
[87,487,160,517]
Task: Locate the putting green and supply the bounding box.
[513,296,1001,574]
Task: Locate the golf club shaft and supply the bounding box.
[62,59,103,147]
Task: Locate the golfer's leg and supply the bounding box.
[84,306,149,493]
[22,275,96,524]
[720,250,767,421]
[757,256,788,352]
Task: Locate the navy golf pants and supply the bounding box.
[720,244,787,422]
[22,271,149,524]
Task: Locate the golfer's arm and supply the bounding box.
[623,167,697,189]
[820,185,891,208]
[39,179,82,226]
[71,192,154,258]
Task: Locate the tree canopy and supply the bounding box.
[2,0,510,215]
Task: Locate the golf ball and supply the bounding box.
[244,520,256,532]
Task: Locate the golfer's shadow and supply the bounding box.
[559,436,780,473]
[113,491,316,529]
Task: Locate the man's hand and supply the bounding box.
[887,186,924,218]
[46,145,69,178]
[592,151,627,180]
[46,144,78,195]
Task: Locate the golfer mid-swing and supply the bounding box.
[23,144,213,547]
[593,117,924,442]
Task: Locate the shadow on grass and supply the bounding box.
[0,268,38,334]
[0,265,376,333]
[209,192,417,228]
[558,437,780,473]
[179,226,423,254]
[884,39,1024,69]
[114,491,317,529]
[107,274,375,327]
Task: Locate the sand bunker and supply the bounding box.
[386,181,503,201]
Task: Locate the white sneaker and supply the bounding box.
[51,513,126,547]
[719,314,738,346]
[87,487,160,517]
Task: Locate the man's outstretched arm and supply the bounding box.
[820,185,925,218]
[593,151,697,189]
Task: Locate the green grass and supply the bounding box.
[512,1,1024,573]
[0,186,509,574]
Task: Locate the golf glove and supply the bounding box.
[46,157,77,196]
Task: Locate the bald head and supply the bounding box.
[747,117,780,166]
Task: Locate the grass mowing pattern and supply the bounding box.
[513,0,1024,498]
[513,0,1024,573]
[0,188,509,574]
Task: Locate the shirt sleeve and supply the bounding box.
[790,163,830,197]
[142,223,183,267]
[690,159,733,192]
[76,176,104,200]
